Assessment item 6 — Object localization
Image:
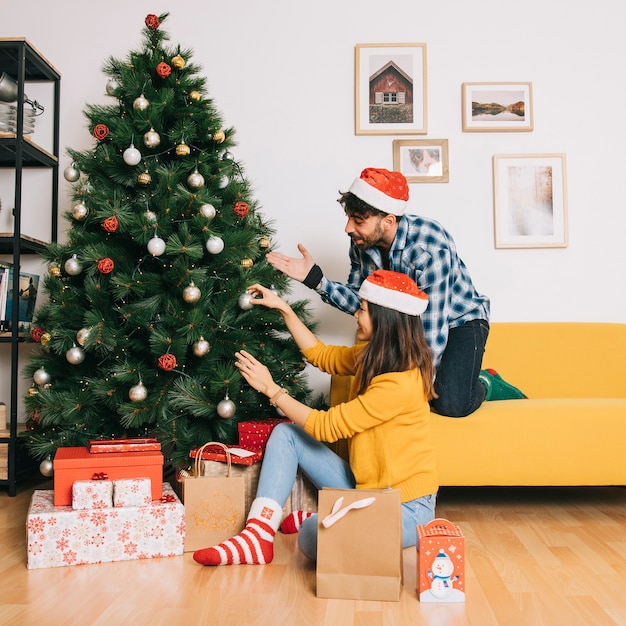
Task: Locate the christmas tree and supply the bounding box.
[22,13,318,469]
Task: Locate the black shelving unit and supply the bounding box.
[0,38,60,495]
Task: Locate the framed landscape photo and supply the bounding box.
[355,43,427,135]
[462,82,533,132]
[493,154,568,249]
[393,139,449,183]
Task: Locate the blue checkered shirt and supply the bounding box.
[317,214,490,368]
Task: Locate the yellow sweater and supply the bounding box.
[302,341,438,502]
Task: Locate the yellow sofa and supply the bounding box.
[329,322,626,486]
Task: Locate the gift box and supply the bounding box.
[89,438,161,453]
[417,518,465,602]
[72,479,113,510]
[190,444,263,466]
[53,446,163,506]
[26,483,184,569]
[237,418,291,449]
[113,478,152,507]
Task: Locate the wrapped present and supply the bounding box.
[72,479,113,510]
[89,437,161,453]
[26,483,185,569]
[113,478,152,507]
[53,446,163,506]
[189,444,263,466]
[237,418,291,449]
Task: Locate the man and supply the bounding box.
[267,167,525,416]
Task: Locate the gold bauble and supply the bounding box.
[171,55,186,70]
[189,90,201,101]
[240,257,254,269]
[258,236,270,250]
[138,171,152,186]
[40,332,51,346]
[27,386,38,397]
[212,129,226,143]
[50,265,62,278]
[176,142,190,157]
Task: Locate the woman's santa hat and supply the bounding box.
[348,167,409,216]
[358,269,428,316]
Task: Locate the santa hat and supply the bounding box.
[358,269,428,316]
[348,167,409,215]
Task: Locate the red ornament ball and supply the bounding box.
[102,216,119,233]
[156,62,172,79]
[30,326,45,342]
[157,353,177,371]
[93,124,109,140]
[97,258,115,274]
[233,201,250,218]
[145,14,160,29]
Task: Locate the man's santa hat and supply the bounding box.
[358,269,428,316]
[348,167,409,215]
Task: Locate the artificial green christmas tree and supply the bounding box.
[23,13,317,468]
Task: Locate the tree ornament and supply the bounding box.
[176,467,191,482]
[259,236,270,250]
[129,381,148,402]
[66,344,85,365]
[157,353,177,371]
[72,202,89,221]
[240,258,254,269]
[123,143,142,166]
[206,235,224,254]
[33,368,51,386]
[30,326,45,342]
[187,169,205,189]
[93,124,109,140]
[233,201,249,218]
[40,332,51,346]
[217,393,236,419]
[183,282,201,303]
[105,78,121,96]
[144,209,157,222]
[176,141,190,157]
[147,235,166,256]
[39,455,54,477]
[221,150,234,162]
[156,62,172,78]
[238,291,254,310]
[193,336,211,357]
[219,175,230,189]
[27,386,39,397]
[138,170,152,186]
[76,327,91,346]
[188,90,200,101]
[64,254,83,276]
[213,129,226,143]
[102,215,119,233]
[97,257,115,274]
[63,163,80,182]
[133,94,150,111]
[145,13,160,29]
[49,265,62,278]
[171,55,185,69]
[143,128,160,148]
[199,203,216,220]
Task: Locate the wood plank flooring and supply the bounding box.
[1,474,625,625]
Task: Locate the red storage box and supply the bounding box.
[53,446,163,506]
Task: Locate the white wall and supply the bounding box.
[3,0,625,399]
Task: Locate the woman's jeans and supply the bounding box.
[256,423,437,560]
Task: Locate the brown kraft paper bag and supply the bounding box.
[182,442,246,552]
[316,488,403,601]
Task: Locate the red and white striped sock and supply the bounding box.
[280,510,314,534]
[193,497,282,566]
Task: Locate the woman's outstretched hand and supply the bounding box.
[234,349,277,396]
[244,283,290,314]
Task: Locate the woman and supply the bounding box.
[193,269,439,566]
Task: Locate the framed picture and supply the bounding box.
[493,154,568,249]
[355,43,427,135]
[393,139,449,183]
[462,82,533,132]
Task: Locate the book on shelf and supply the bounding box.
[0,262,40,333]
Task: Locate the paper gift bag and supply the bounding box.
[182,442,246,552]
[316,488,403,601]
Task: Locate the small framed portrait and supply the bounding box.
[393,139,448,183]
[355,43,428,135]
[462,82,533,132]
[493,154,568,249]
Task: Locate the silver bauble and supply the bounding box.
[147,236,166,256]
[206,236,224,255]
[64,255,83,276]
[183,282,201,303]
[105,78,121,96]
[199,203,216,220]
[187,169,205,189]
[66,345,85,365]
[221,151,234,161]
[129,382,148,402]
[193,337,211,357]
[76,327,91,346]
[123,144,142,166]
[143,128,161,148]
[218,175,230,189]
[133,94,150,111]
[144,210,157,222]
[33,368,51,386]
[72,202,88,220]
[217,395,236,419]
[63,163,80,182]
[238,291,254,310]
[39,456,54,477]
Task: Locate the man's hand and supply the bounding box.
[266,243,315,282]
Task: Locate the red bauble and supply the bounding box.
[102,216,119,233]
[157,353,177,371]
[93,124,109,140]
[97,258,115,274]
[145,14,160,29]
[233,201,250,218]
[156,62,172,78]
[30,326,44,342]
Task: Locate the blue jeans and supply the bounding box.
[430,319,489,417]
[256,423,437,560]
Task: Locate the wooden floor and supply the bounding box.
[2,474,626,626]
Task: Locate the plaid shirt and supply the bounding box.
[318,214,490,367]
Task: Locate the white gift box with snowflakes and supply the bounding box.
[113,477,152,507]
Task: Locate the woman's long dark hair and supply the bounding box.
[355,301,437,400]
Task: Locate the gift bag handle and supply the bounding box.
[194,441,233,478]
[422,517,459,535]
[321,496,376,528]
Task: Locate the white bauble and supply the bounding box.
[33,368,51,386]
[144,210,158,222]
[133,94,150,111]
[123,144,142,166]
[76,327,91,346]
[66,345,85,365]
[105,78,120,96]
[129,382,148,402]
[217,396,236,419]
[63,164,80,182]
[218,175,230,189]
[193,337,211,357]
[39,456,54,477]
[238,292,254,310]
[147,236,166,256]
[72,202,88,220]
[199,203,216,220]
[183,282,201,303]
[187,170,205,189]
[205,236,224,254]
[143,128,160,148]
[64,255,83,276]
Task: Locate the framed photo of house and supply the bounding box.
[462,82,533,132]
[393,139,449,183]
[493,154,568,249]
[355,43,427,135]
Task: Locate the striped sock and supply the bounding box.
[280,511,313,534]
[193,497,282,566]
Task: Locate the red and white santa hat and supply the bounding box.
[358,269,428,316]
[348,167,409,216]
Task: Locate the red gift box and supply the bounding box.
[189,444,263,466]
[238,418,291,449]
[53,446,163,506]
[89,437,161,453]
